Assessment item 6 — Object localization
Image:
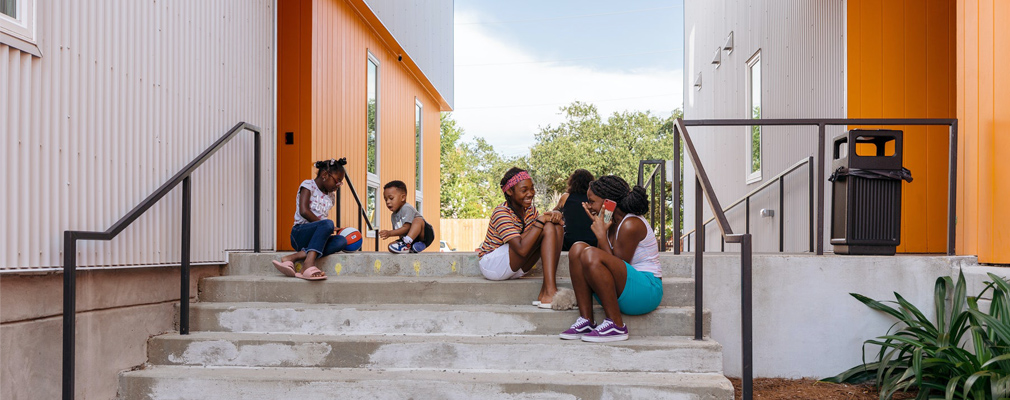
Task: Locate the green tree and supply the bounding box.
[440,113,517,218]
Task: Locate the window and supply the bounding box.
[366,52,380,234]
[414,99,423,211]
[0,0,37,50]
[746,51,762,183]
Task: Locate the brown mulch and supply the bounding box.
[728,378,918,400]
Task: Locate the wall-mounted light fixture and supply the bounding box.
[723,31,734,54]
[712,47,722,67]
[694,72,702,90]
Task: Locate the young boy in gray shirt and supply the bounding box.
[379,180,435,253]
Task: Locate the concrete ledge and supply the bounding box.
[225,251,694,278]
[147,332,724,373]
[0,265,221,323]
[1,303,176,400]
[199,275,696,308]
[119,366,734,400]
[697,254,979,378]
[188,302,710,337]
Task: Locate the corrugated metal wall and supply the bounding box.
[362,0,454,109]
[1,0,276,271]
[847,0,955,254]
[274,0,442,252]
[683,0,845,253]
[957,0,1010,263]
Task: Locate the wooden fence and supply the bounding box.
[439,219,489,252]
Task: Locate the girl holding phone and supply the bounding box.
[559,175,663,342]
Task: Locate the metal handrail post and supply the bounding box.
[816,123,825,255]
[694,177,704,341]
[947,120,958,255]
[741,233,754,400]
[674,131,681,254]
[62,232,77,400]
[254,131,261,253]
[779,178,785,252]
[808,156,814,253]
[660,162,667,252]
[180,177,191,335]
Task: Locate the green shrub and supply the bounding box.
[823,269,1010,400]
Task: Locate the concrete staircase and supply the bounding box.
[118,252,733,399]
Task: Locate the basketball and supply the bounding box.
[338,227,363,252]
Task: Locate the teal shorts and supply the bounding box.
[593,262,664,315]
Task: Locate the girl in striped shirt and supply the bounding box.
[477,167,564,308]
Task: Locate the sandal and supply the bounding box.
[272,260,296,277]
[297,266,327,281]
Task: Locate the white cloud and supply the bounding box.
[452,14,684,157]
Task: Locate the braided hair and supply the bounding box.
[566,169,594,196]
[588,175,649,215]
[314,158,347,176]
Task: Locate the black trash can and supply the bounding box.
[829,129,913,255]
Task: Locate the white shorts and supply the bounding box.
[479,244,526,281]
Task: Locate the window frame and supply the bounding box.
[745,50,763,184]
[0,0,40,57]
[414,98,423,211]
[365,51,381,237]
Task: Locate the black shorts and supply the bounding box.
[421,221,435,246]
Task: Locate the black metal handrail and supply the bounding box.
[338,173,380,252]
[637,160,668,252]
[679,118,958,255]
[61,122,262,400]
[672,118,754,399]
[674,117,958,400]
[682,156,814,253]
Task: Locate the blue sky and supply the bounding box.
[452,0,685,157]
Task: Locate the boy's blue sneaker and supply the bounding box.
[388,240,410,254]
[410,241,427,253]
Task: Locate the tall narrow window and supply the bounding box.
[746,51,762,183]
[0,0,15,18]
[414,99,423,211]
[366,52,380,232]
[0,0,36,45]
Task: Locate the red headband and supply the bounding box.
[502,171,531,192]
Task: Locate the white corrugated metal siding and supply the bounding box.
[1,0,276,271]
[683,0,845,253]
[362,0,454,109]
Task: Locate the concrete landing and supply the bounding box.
[224,251,695,278]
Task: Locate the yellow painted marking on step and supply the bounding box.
[374,259,381,273]
[334,263,342,275]
[414,260,421,276]
[451,261,457,273]
[294,262,303,273]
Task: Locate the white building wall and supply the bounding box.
[363,0,454,109]
[1,0,277,271]
[683,0,846,253]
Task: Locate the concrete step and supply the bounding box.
[119,366,734,400]
[147,332,723,373]
[199,275,696,308]
[225,251,694,278]
[187,302,709,337]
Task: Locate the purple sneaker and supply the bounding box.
[410,241,427,253]
[559,317,595,340]
[581,319,628,342]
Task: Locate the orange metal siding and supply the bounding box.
[846,0,955,253]
[956,0,1010,263]
[276,0,442,251]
